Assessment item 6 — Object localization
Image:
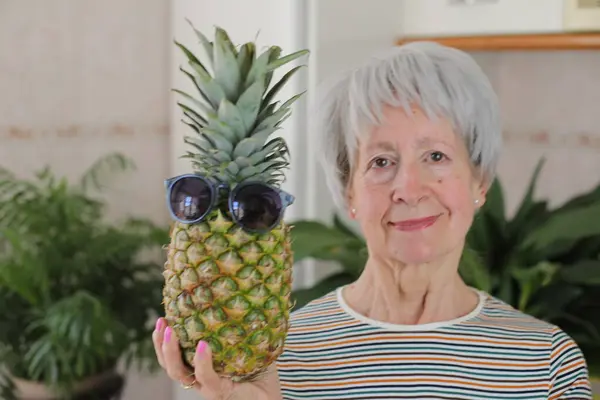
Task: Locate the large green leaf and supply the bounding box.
[515,200,550,243]
[466,212,492,254]
[493,268,517,305]
[466,209,507,269]
[510,261,558,311]
[484,178,506,228]
[311,241,367,278]
[556,182,600,213]
[559,314,600,348]
[520,201,600,252]
[0,229,51,307]
[539,238,586,261]
[559,260,600,285]
[332,214,362,240]
[291,220,356,262]
[527,284,583,320]
[559,236,600,262]
[508,157,545,234]
[458,247,491,292]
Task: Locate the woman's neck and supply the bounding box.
[342,254,479,326]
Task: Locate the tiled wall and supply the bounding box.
[471,51,600,214]
[0,1,173,399]
[0,0,172,223]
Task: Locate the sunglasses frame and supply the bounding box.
[164,173,295,233]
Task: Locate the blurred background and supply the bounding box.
[1,0,600,399]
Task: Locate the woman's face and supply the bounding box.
[347,105,487,265]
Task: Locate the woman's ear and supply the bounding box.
[345,187,356,220]
[346,199,356,220]
[348,207,357,219]
[472,168,490,208]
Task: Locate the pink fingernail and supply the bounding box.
[164,327,172,343]
[196,341,207,355]
[155,318,164,332]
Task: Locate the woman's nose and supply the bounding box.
[390,164,429,206]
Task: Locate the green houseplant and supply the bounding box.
[290,158,600,379]
[0,154,169,400]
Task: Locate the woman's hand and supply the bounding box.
[152,317,282,400]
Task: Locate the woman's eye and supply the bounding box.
[372,158,391,168]
[429,151,447,163]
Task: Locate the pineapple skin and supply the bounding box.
[162,208,294,382]
[164,22,308,382]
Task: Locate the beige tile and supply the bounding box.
[495,51,600,137]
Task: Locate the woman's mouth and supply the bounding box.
[388,215,440,231]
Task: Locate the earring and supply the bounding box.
[351,208,356,214]
[474,199,480,205]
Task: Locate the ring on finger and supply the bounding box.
[180,379,196,390]
[180,371,197,390]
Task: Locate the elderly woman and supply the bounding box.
[153,42,592,399]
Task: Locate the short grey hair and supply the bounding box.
[314,41,503,210]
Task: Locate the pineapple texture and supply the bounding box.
[164,21,308,382]
[163,210,294,381]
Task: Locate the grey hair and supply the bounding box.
[314,41,503,210]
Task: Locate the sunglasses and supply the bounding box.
[164,174,295,233]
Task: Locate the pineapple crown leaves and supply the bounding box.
[173,22,310,187]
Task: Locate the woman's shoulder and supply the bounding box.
[477,291,569,332]
[476,291,584,345]
[477,291,592,397]
[476,291,560,330]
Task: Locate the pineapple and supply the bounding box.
[162,21,309,383]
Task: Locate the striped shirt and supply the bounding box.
[276,287,592,399]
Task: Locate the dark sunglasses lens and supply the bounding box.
[169,177,211,221]
[232,185,283,230]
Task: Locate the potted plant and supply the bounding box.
[290,158,600,392]
[0,153,169,400]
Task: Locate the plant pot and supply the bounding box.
[11,369,125,400]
